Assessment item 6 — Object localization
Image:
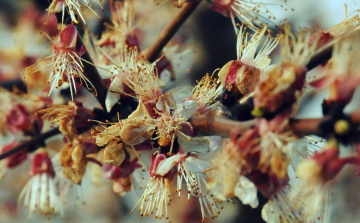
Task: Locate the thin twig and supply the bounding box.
[0,128,60,160]
[143,1,201,63]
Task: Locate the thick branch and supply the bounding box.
[0,79,27,92]
[0,128,60,160]
[143,1,201,63]
[191,109,360,138]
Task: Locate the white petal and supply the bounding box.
[234,176,259,208]
[195,136,222,160]
[156,154,183,176]
[105,76,123,112]
[176,131,210,154]
[174,100,199,119]
[183,157,213,173]
[288,140,308,170]
[167,85,193,104]
[156,92,177,112]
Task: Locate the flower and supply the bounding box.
[28,24,96,100]
[96,0,139,51]
[261,187,302,223]
[131,153,173,220]
[290,139,353,221]
[47,0,104,24]
[184,73,223,117]
[309,31,360,105]
[253,21,318,115]
[218,24,280,95]
[102,157,142,195]
[309,4,360,50]
[39,101,94,142]
[0,88,48,136]
[59,137,99,184]
[18,149,62,219]
[209,0,293,32]
[158,153,224,221]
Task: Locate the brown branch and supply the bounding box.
[191,109,360,138]
[0,128,60,160]
[143,1,201,63]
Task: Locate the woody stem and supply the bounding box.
[0,128,60,160]
[191,109,360,138]
[143,1,201,63]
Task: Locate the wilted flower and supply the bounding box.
[253,21,318,115]
[102,157,142,195]
[59,137,98,184]
[39,101,94,142]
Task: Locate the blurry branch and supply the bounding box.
[0,79,27,92]
[0,128,60,160]
[192,109,360,137]
[143,1,201,63]
[191,109,360,138]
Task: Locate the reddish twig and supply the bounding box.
[143,1,201,63]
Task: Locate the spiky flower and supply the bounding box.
[28,24,96,100]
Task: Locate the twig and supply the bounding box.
[0,128,60,160]
[143,1,201,63]
[0,79,27,92]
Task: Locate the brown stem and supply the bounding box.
[191,109,360,138]
[0,128,60,160]
[143,1,201,63]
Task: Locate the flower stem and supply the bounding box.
[143,1,201,63]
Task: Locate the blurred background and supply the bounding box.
[1,0,360,222]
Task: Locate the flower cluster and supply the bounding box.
[2,1,360,223]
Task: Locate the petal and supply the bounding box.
[156,154,184,176]
[176,131,211,154]
[156,92,177,112]
[195,136,222,161]
[105,77,123,112]
[174,100,199,119]
[234,176,259,208]
[60,24,78,48]
[183,157,213,173]
[309,74,336,89]
[168,86,193,104]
